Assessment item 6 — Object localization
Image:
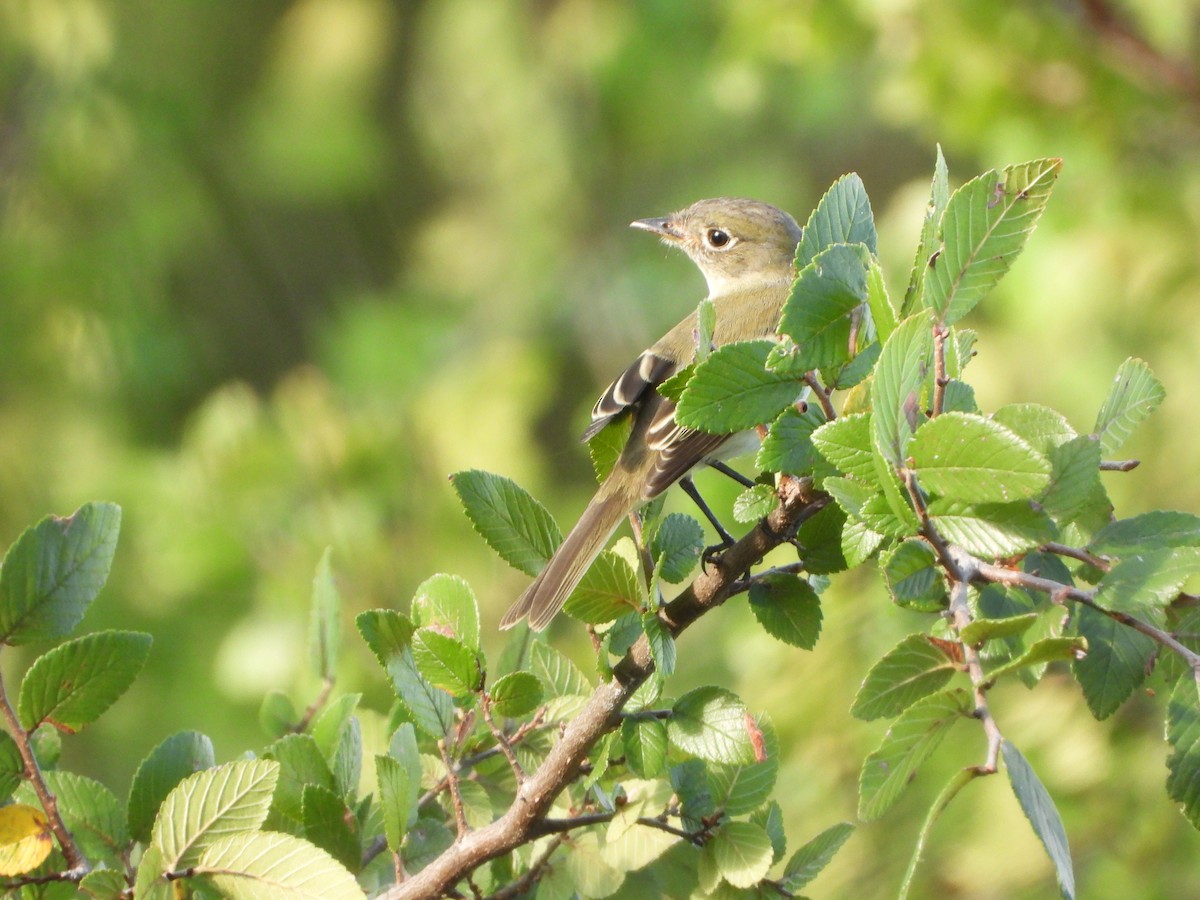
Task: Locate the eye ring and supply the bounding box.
[705,228,732,249]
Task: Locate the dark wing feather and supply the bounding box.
[581,350,675,442]
[640,392,728,498]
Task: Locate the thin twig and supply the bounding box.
[1100,459,1140,472]
[291,675,335,734]
[0,667,87,873]
[803,372,837,420]
[932,323,949,417]
[439,739,470,839]
[945,571,1003,773]
[1040,541,1111,571]
[480,694,525,785]
[484,835,567,900]
[725,562,808,597]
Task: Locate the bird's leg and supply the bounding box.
[679,476,740,570]
[707,460,756,488]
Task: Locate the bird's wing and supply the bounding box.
[580,349,728,500]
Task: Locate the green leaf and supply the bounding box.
[924,158,1061,325]
[563,549,644,624]
[903,144,950,316]
[0,730,23,801]
[390,651,456,738]
[993,403,1077,455]
[708,716,779,816]
[133,844,169,900]
[622,716,668,779]
[1096,548,1200,614]
[563,832,626,898]
[1166,677,1200,829]
[668,686,755,765]
[960,613,1039,646]
[796,173,877,268]
[750,801,786,864]
[19,630,152,732]
[733,483,778,524]
[410,627,483,697]
[781,821,855,892]
[529,641,590,699]
[778,243,871,370]
[711,821,773,889]
[811,412,875,480]
[264,734,336,834]
[376,755,414,853]
[989,637,1086,681]
[151,759,279,869]
[748,574,822,648]
[676,340,801,433]
[757,405,830,476]
[842,517,885,568]
[301,783,360,874]
[1041,435,1103,524]
[909,412,1050,503]
[311,696,361,800]
[588,411,633,483]
[1071,605,1154,720]
[650,514,704,584]
[259,690,297,739]
[696,298,717,361]
[308,548,340,681]
[450,470,562,577]
[867,255,898,342]
[872,314,935,465]
[402,817,454,874]
[643,612,677,678]
[882,540,948,612]
[1091,511,1200,555]
[39,770,128,862]
[127,731,216,844]
[794,503,849,575]
[1002,740,1075,899]
[1093,357,1165,455]
[851,634,958,721]
[0,502,122,645]
[355,609,415,670]
[859,690,969,820]
[926,498,1055,557]
[411,573,480,651]
[489,671,543,718]
[196,831,362,899]
[80,869,129,899]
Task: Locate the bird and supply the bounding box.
[500,197,804,631]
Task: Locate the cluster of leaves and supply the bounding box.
[2,154,1198,899]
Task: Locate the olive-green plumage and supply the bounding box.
[500,198,803,631]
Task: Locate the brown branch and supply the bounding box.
[439,739,469,839]
[804,372,837,421]
[1039,541,1110,571]
[932,324,949,417]
[0,666,87,874]
[291,675,334,734]
[1100,459,1139,472]
[943,559,1003,773]
[480,694,525,786]
[483,836,566,900]
[381,479,824,899]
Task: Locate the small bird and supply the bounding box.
[500,197,804,631]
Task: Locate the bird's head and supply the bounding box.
[631,197,803,296]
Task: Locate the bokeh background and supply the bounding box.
[2,1,1199,897]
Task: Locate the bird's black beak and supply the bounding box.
[630,216,682,241]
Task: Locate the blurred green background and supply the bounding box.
[2,0,1199,896]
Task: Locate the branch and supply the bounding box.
[943,556,1003,773]
[381,478,825,899]
[1077,0,1200,102]
[931,323,949,417]
[804,373,837,421]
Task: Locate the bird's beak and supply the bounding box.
[630,216,682,241]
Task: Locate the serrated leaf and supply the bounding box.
[450,470,562,577]
[989,637,1086,681]
[128,731,216,844]
[0,731,22,801]
[733,483,778,524]
[748,574,822,648]
[1096,548,1200,614]
[1093,358,1164,455]
[650,514,704,584]
[376,756,412,854]
[196,831,363,899]
[882,540,948,612]
[851,634,958,721]
[781,821,855,892]
[643,612,677,678]
[708,716,779,816]
[263,734,336,834]
[489,671,543,718]
[391,651,456,738]
[32,770,127,862]
[18,630,152,732]
[1091,511,1200,555]
[1166,677,1200,829]
[402,816,454,874]
[308,548,340,681]
[794,503,849,575]
[622,716,668,779]
[0,804,52,876]
[711,821,773,889]
[992,403,1077,455]
[529,641,590,700]
[859,690,969,820]
[903,145,950,316]
[669,686,755,765]
[1071,605,1154,720]
[924,158,1061,325]
[80,868,129,898]
[872,314,935,465]
[796,173,877,268]
[411,573,480,651]
[151,759,279,869]
[867,255,897,342]
[1002,740,1075,899]
[811,413,875,480]
[563,831,625,898]
[563,550,644,624]
[0,502,122,645]
[410,627,482,697]
[842,517,885,568]
[926,498,1055,557]
[676,340,801,433]
[751,801,786,864]
[260,691,297,739]
[1042,435,1103,524]
[355,609,414,670]
[778,244,871,370]
[757,405,830,476]
[301,784,359,874]
[910,412,1050,503]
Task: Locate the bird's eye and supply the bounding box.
[705,228,732,249]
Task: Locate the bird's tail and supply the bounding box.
[499,479,637,631]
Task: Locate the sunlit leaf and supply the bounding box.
[450,470,562,577]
